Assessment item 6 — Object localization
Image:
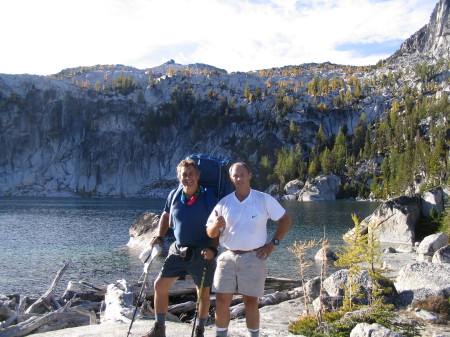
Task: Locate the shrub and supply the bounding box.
[413,296,450,319]
[288,315,323,336]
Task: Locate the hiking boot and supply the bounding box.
[194,325,205,337]
[141,321,166,337]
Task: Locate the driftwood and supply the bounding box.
[0,296,27,329]
[0,298,89,337]
[25,260,71,315]
[0,310,89,337]
[168,301,196,315]
[167,288,301,320]
[2,259,302,336]
[102,280,134,323]
[72,307,98,325]
[62,281,104,303]
[79,281,104,292]
[0,260,106,337]
[230,289,303,319]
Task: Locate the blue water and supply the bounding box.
[0,197,379,297]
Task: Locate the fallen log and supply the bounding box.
[62,281,104,303]
[72,307,97,325]
[167,295,242,316]
[25,260,71,315]
[230,289,303,319]
[168,301,196,315]
[102,280,134,323]
[79,281,104,292]
[0,299,86,337]
[0,310,90,337]
[0,296,27,329]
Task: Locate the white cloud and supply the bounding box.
[0,0,437,75]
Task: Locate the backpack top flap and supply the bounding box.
[187,153,234,200]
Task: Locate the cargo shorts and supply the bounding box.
[213,250,267,297]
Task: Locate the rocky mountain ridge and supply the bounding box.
[0,0,449,198]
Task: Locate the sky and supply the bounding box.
[0,0,438,75]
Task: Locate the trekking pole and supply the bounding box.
[126,244,162,337]
[191,263,207,337]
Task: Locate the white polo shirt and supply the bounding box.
[207,189,286,251]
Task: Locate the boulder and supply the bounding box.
[350,323,405,337]
[412,308,440,323]
[432,245,450,263]
[323,269,396,306]
[127,212,160,249]
[312,296,343,314]
[298,175,341,201]
[421,187,444,216]
[358,195,421,245]
[443,185,450,199]
[281,194,297,201]
[395,288,442,308]
[323,269,349,297]
[265,184,279,195]
[416,232,449,256]
[314,247,338,261]
[284,179,304,197]
[395,262,450,297]
[323,269,371,298]
[304,276,322,301]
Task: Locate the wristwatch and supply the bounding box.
[272,238,280,245]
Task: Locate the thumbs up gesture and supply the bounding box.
[215,210,226,232]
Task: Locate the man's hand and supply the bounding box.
[214,210,226,231]
[256,242,276,260]
[201,247,217,260]
[207,210,226,238]
[151,236,164,247]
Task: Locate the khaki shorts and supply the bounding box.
[213,250,267,297]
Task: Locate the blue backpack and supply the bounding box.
[168,153,234,228]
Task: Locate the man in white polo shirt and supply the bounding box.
[206,162,292,337]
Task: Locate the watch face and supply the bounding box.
[272,239,279,245]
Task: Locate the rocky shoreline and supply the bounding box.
[2,185,449,337]
[2,238,449,337]
[3,245,444,337]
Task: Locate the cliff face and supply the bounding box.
[0,65,378,197]
[403,0,449,57]
[0,1,449,198]
[388,0,450,64]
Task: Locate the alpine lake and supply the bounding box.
[0,197,380,297]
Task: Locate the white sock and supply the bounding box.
[248,328,259,337]
[216,327,228,337]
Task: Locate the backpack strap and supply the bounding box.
[168,185,183,229]
[204,186,218,215]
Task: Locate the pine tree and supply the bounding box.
[314,125,327,154]
[335,214,365,311]
[361,222,384,307]
[320,147,335,175]
[274,147,298,186]
[333,127,347,174]
[308,153,320,177]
